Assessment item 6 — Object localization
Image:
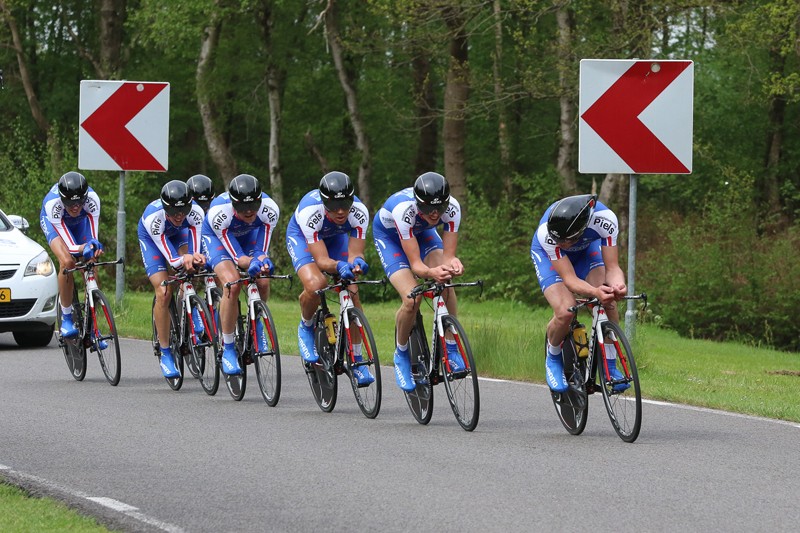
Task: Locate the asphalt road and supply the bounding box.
[1,333,798,532]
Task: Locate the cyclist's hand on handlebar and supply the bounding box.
[182,253,198,272]
[352,257,369,276]
[337,261,355,280]
[596,284,616,306]
[612,283,628,300]
[248,258,263,277]
[82,238,103,261]
[263,257,275,275]
[448,257,464,277]
[429,264,453,283]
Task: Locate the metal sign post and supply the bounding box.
[116,170,126,305]
[625,174,638,339]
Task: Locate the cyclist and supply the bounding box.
[186,174,215,214]
[530,193,628,393]
[138,180,206,378]
[372,171,464,392]
[201,174,280,376]
[285,171,373,385]
[40,171,104,339]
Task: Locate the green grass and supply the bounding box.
[0,483,109,532]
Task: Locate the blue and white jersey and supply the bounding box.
[137,199,204,269]
[374,187,461,241]
[201,192,280,262]
[286,189,369,243]
[532,200,619,261]
[40,184,101,253]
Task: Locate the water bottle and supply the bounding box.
[324,313,337,344]
[573,323,589,358]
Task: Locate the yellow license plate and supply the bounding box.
[0,288,10,302]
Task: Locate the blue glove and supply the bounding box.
[353,257,369,276]
[248,258,263,277]
[336,261,355,280]
[82,238,102,260]
[263,257,275,275]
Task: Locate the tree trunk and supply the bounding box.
[257,1,285,206]
[324,0,372,207]
[555,2,577,195]
[412,52,438,177]
[197,12,237,185]
[441,6,469,211]
[98,0,125,79]
[762,48,787,226]
[494,0,512,197]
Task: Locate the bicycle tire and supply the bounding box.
[403,313,433,425]
[252,300,281,407]
[440,315,480,431]
[90,289,121,386]
[224,307,247,401]
[152,296,184,391]
[598,321,641,442]
[200,288,222,396]
[343,307,381,419]
[550,334,588,435]
[187,294,216,387]
[305,310,337,412]
[58,287,87,381]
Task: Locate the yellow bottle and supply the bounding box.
[573,324,589,358]
[324,314,337,344]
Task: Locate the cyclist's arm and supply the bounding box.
[399,237,451,283]
[441,231,463,275]
[45,200,84,255]
[347,237,366,269]
[551,256,611,302]
[86,190,101,240]
[600,245,627,298]
[144,211,184,270]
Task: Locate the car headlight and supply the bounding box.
[25,251,55,277]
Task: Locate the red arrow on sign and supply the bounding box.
[581,61,691,174]
[81,82,168,171]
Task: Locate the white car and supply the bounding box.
[0,209,58,347]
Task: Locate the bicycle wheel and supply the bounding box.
[224,310,247,401]
[305,311,337,412]
[90,289,121,386]
[404,313,433,425]
[200,288,222,395]
[598,321,642,443]
[252,301,281,407]
[187,294,217,386]
[343,307,381,419]
[440,315,480,431]
[152,296,183,391]
[57,288,87,381]
[550,335,588,435]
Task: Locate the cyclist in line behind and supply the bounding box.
[186,174,215,214]
[372,172,465,392]
[530,194,628,393]
[285,171,373,385]
[138,180,206,378]
[40,171,104,338]
[201,174,280,376]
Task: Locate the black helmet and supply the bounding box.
[413,172,450,215]
[319,171,354,212]
[228,174,262,213]
[160,180,193,217]
[186,174,214,209]
[58,171,89,208]
[547,194,597,243]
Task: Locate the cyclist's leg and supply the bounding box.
[213,258,243,375]
[47,237,80,336]
[148,269,179,378]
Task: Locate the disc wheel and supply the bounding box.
[440,315,480,431]
[343,307,381,419]
[598,321,642,443]
[252,301,281,407]
[550,336,588,435]
[305,311,337,413]
[152,296,184,391]
[403,314,433,425]
[58,289,86,381]
[200,288,222,396]
[90,289,121,386]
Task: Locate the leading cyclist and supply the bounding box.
[530,194,628,393]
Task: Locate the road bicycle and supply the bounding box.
[223,271,292,403]
[57,258,124,385]
[304,276,386,419]
[404,279,483,431]
[150,269,217,392]
[551,293,647,443]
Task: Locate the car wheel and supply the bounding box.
[13,327,54,348]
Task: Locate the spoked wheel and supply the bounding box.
[152,296,184,391]
[440,315,480,431]
[252,301,281,407]
[343,307,381,419]
[598,321,642,443]
[224,313,247,401]
[551,337,588,435]
[305,313,337,413]
[183,296,203,380]
[403,316,433,425]
[57,291,86,381]
[187,294,216,388]
[90,289,121,386]
[200,288,222,396]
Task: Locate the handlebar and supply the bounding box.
[407,279,484,299]
[63,258,124,275]
[159,266,220,286]
[314,277,387,297]
[224,273,293,290]
[568,293,647,314]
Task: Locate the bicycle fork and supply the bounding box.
[590,305,629,390]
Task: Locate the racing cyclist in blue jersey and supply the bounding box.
[186,174,215,214]
[372,172,465,392]
[40,172,104,339]
[530,194,628,393]
[285,171,373,385]
[138,180,206,378]
[201,174,280,376]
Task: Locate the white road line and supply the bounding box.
[0,464,185,532]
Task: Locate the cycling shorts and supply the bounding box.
[285,228,349,272]
[373,224,442,278]
[530,239,604,292]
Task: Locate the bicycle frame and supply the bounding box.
[64,258,123,347]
